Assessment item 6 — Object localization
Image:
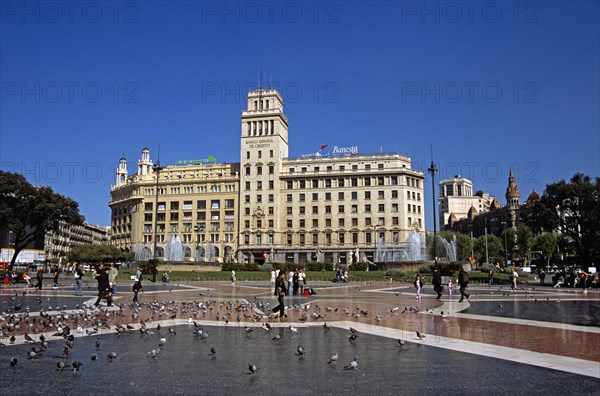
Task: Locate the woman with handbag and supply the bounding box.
[93,264,112,307]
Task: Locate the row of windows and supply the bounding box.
[242,216,422,230]
[143,222,235,234]
[144,199,236,211]
[241,228,423,246]
[287,163,398,174]
[283,202,420,214]
[246,150,275,159]
[143,210,235,222]
[282,190,422,201]
[142,185,236,196]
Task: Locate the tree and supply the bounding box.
[532,232,558,268]
[67,244,131,264]
[0,171,84,271]
[527,173,600,263]
[516,224,534,260]
[473,234,503,265]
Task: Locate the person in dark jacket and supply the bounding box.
[93,264,112,307]
[35,267,44,290]
[132,278,143,303]
[432,267,443,299]
[458,267,470,302]
[271,272,287,319]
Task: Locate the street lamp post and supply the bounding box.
[427,154,438,267]
[151,160,163,283]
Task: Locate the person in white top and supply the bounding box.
[288,271,294,295]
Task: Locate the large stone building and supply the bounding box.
[109,88,425,264]
[445,171,541,263]
[438,175,495,230]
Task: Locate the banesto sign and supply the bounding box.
[332,145,358,155]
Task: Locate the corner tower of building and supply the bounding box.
[239,89,289,260]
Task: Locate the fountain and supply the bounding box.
[404,229,424,261]
[372,230,425,262]
[134,243,152,261]
[167,235,184,261]
[436,235,458,261]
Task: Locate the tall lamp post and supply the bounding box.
[151,160,163,283]
[427,154,438,267]
[501,221,509,266]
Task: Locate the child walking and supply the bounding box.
[414,274,422,300]
[132,279,143,303]
[448,279,453,298]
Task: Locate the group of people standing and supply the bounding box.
[268,267,309,319]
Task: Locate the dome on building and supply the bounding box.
[447,213,457,226]
[490,197,501,210]
[527,190,540,202]
[467,205,478,219]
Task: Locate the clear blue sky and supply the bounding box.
[1,1,598,229]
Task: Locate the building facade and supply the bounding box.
[438,175,494,230]
[44,222,109,264]
[109,88,425,264]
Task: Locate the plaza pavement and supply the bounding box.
[0,278,598,395]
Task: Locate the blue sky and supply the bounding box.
[1,1,598,229]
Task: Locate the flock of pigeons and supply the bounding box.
[1,288,429,376]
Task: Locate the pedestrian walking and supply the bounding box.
[74,264,84,296]
[108,265,118,295]
[432,267,443,299]
[35,267,44,291]
[458,267,470,302]
[132,278,143,303]
[271,272,287,319]
[414,274,422,300]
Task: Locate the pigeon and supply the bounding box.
[416,331,426,340]
[328,353,338,365]
[296,345,306,358]
[147,349,160,359]
[244,326,254,333]
[349,327,358,334]
[91,354,98,361]
[248,364,260,375]
[272,334,281,341]
[343,357,358,370]
[24,333,35,343]
[57,361,69,372]
[159,337,167,347]
[349,334,358,342]
[323,322,329,330]
[107,352,117,360]
[289,326,298,333]
[72,360,83,372]
[95,340,101,349]
[397,339,406,347]
[209,347,217,358]
[261,323,271,331]
[10,357,18,367]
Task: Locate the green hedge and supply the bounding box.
[221,262,260,272]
